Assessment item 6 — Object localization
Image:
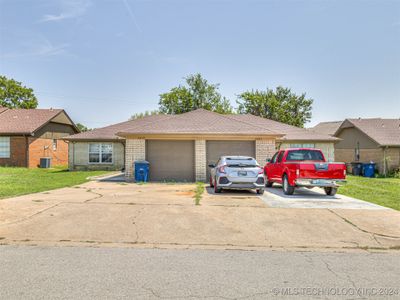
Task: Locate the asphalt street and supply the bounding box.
[0,246,399,299]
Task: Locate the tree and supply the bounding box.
[76,123,90,132]
[158,73,233,114]
[0,75,38,109]
[130,110,161,120]
[236,86,313,127]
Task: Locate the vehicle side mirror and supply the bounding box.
[208,163,216,168]
[266,158,271,163]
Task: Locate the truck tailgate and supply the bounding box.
[296,162,346,179]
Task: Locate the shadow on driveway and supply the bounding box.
[205,186,259,197]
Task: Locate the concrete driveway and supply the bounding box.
[262,185,387,209]
[0,180,399,252]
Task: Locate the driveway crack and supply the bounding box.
[327,209,400,239]
[84,189,104,203]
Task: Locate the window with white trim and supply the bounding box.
[89,143,113,163]
[0,137,10,158]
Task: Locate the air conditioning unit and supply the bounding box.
[40,157,52,168]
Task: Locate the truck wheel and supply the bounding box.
[265,174,273,187]
[324,187,337,196]
[214,177,222,193]
[256,189,265,195]
[283,175,295,195]
[209,175,214,187]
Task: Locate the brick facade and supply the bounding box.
[256,139,276,165]
[28,138,69,168]
[195,139,206,182]
[125,139,146,180]
[0,136,27,167]
[336,148,400,174]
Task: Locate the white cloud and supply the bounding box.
[39,0,92,23]
[0,33,69,59]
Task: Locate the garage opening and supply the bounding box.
[206,140,256,181]
[146,140,195,182]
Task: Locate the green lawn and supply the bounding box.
[339,175,400,211]
[0,167,111,199]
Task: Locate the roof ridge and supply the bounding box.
[221,113,281,135]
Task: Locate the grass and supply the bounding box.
[0,166,111,199]
[338,175,400,211]
[194,182,205,205]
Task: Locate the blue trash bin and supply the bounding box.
[362,162,376,178]
[134,160,149,182]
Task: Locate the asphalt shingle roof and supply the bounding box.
[344,118,400,146]
[66,109,336,142]
[0,107,65,135]
[311,121,343,136]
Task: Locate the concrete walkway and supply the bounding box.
[0,182,399,252]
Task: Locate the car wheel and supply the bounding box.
[283,175,295,195]
[256,189,265,195]
[324,187,337,196]
[214,177,222,193]
[209,175,214,187]
[265,173,273,187]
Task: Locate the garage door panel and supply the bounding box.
[206,141,255,180]
[146,140,195,182]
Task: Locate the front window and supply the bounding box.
[286,150,324,161]
[0,137,10,158]
[89,143,113,163]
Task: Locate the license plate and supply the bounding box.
[238,171,247,176]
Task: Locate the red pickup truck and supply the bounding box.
[264,148,346,196]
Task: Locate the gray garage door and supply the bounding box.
[146,140,195,182]
[206,140,256,181]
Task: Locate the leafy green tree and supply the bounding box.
[76,123,90,132]
[0,75,38,109]
[237,86,313,127]
[130,110,161,120]
[159,74,233,114]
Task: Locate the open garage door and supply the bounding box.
[146,140,195,182]
[206,140,256,181]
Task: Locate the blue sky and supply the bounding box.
[0,0,399,128]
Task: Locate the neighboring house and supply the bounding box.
[65,109,338,182]
[313,118,400,174]
[0,107,79,168]
[311,121,342,136]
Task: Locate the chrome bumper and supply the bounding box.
[295,179,347,188]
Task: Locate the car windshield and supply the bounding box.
[226,158,258,167]
[286,150,324,161]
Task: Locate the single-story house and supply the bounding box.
[65,109,338,182]
[313,118,400,174]
[0,107,79,168]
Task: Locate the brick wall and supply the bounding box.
[335,148,386,173]
[195,139,206,182]
[125,139,146,180]
[28,138,69,168]
[256,139,276,165]
[0,136,27,167]
[385,148,400,173]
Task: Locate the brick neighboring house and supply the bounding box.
[313,118,400,174]
[0,107,79,168]
[65,109,338,182]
